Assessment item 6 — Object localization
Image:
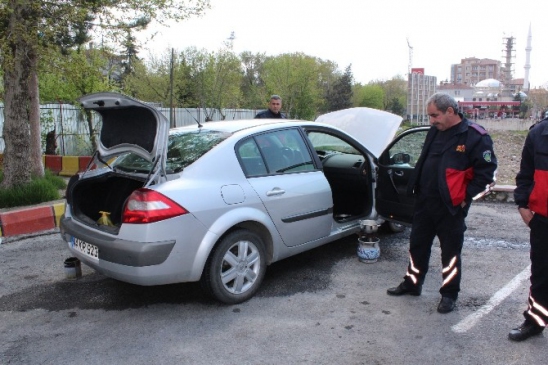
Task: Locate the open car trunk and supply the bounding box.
[67,172,146,233]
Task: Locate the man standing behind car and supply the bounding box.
[255,95,286,119]
[387,92,497,314]
[509,114,548,341]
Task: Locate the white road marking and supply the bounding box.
[452,265,531,333]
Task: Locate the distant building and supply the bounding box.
[437,82,475,101]
[456,79,520,119]
[450,57,503,86]
[407,69,437,124]
[507,78,525,95]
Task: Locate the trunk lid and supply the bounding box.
[78,92,170,184]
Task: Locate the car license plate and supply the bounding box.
[71,237,99,260]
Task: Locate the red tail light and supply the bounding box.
[122,188,188,224]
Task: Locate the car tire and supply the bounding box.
[386,221,405,233]
[201,229,266,304]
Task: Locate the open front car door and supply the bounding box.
[376,127,430,225]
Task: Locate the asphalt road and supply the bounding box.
[1,202,546,364]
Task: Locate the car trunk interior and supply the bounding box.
[67,173,146,232]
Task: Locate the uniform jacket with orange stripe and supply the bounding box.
[407,118,498,215]
[514,118,548,217]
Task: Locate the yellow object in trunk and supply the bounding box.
[97,211,114,226]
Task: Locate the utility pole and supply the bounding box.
[407,38,413,75]
[169,48,175,128]
[407,38,414,124]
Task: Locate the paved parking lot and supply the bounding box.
[0,202,546,364]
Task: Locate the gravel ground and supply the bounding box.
[489,130,528,185]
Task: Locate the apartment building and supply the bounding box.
[407,69,437,125]
[450,57,502,86]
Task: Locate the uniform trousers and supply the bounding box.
[524,213,548,327]
[404,195,466,300]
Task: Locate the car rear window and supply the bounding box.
[113,129,230,173]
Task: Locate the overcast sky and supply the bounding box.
[136,0,548,89]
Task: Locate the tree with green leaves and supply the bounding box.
[353,84,384,110]
[184,46,242,121]
[39,46,117,152]
[123,47,177,104]
[239,51,267,109]
[261,53,323,120]
[326,64,353,112]
[0,0,210,189]
[377,76,407,116]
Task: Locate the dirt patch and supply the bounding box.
[489,130,528,185]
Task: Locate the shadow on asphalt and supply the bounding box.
[0,228,408,312]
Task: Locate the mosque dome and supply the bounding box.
[513,91,528,100]
[475,78,503,88]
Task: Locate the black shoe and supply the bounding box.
[508,321,544,342]
[437,297,456,313]
[387,282,422,296]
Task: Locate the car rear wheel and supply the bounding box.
[201,229,266,304]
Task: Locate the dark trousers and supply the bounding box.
[524,213,548,327]
[404,195,465,299]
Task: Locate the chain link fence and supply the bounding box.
[0,104,258,155]
[1,103,536,156]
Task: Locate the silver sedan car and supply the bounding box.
[60,92,429,304]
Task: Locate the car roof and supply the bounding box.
[169,119,309,134]
[172,108,403,158]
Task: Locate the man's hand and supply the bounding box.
[518,207,534,226]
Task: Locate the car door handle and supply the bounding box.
[394,170,404,177]
[266,188,286,196]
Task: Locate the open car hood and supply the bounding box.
[78,92,169,162]
[315,107,402,158]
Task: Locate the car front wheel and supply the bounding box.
[201,229,266,304]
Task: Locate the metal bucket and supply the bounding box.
[64,257,82,279]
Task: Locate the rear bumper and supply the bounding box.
[60,216,175,267]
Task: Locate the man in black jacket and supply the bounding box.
[387,92,497,314]
[255,95,286,119]
[510,116,548,341]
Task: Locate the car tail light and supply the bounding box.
[122,188,188,224]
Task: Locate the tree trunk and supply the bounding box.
[0,1,34,188]
[85,110,98,152]
[29,55,45,177]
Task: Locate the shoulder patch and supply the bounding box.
[468,123,487,135]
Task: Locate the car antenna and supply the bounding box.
[179,106,202,128]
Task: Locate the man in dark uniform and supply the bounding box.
[254,95,286,119]
[510,115,548,341]
[387,92,497,313]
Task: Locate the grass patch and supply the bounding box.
[0,169,66,209]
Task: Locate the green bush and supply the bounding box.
[0,170,66,209]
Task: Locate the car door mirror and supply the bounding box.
[391,152,411,165]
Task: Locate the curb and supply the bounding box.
[0,185,517,244]
[0,201,65,243]
[1,154,93,177]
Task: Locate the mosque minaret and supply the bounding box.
[523,23,532,92]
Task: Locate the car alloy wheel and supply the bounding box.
[201,229,266,304]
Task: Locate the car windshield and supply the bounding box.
[113,129,231,173]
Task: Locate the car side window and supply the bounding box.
[384,130,428,168]
[237,138,267,177]
[237,129,315,177]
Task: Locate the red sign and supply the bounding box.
[411,68,424,74]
